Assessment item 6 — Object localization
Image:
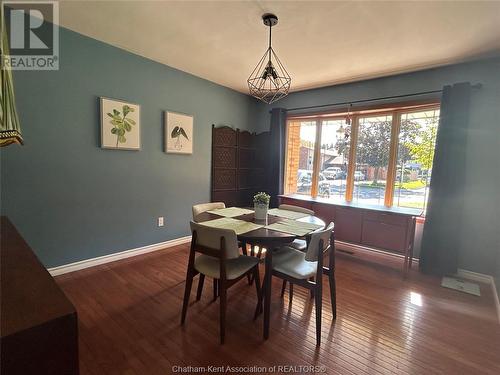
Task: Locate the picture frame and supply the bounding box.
[164,111,193,154]
[100,97,141,150]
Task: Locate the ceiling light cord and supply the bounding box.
[268,23,272,63]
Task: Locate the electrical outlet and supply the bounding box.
[158,217,164,227]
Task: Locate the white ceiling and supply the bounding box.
[58,0,500,94]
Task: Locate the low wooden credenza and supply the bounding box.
[1,217,79,375]
[279,195,422,273]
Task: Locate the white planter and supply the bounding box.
[254,203,269,220]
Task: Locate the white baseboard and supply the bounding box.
[492,280,500,324]
[48,235,191,276]
[456,269,500,324]
[456,269,494,284]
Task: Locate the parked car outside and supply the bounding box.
[297,170,331,196]
[354,171,365,181]
[335,170,347,179]
[323,167,341,179]
[318,172,331,197]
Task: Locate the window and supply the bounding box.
[319,119,350,199]
[393,109,440,210]
[284,103,440,210]
[284,120,316,196]
[353,114,392,205]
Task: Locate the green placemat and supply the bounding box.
[268,208,309,220]
[265,222,312,236]
[278,218,323,230]
[206,207,254,218]
[265,218,323,236]
[200,217,263,235]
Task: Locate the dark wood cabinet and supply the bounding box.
[278,195,420,272]
[361,219,408,253]
[361,211,410,253]
[311,202,335,226]
[335,207,363,244]
[1,217,79,375]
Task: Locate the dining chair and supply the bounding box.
[192,202,226,222]
[193,202,255,287]
[181,221,262,344]
[256,222,335,345]
[192,202,228,296]
[278,204,315,251]
[278,204,315,216]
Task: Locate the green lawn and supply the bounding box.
[395,180,426,190]
[397,201,425,209]
[358,180,427,190]
[357,181,386,188]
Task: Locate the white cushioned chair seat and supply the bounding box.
[192,202,226,222]
[279,204,314,216]
[288,239,307,251]
[272,246,317,279]
[194,254,259,280]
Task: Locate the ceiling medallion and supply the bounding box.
[247,13,291,104]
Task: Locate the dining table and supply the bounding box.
[196,208,326,340]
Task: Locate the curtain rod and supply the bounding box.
[283,83,482,113]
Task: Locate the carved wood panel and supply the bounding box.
[238,130,254,148]
[213,126,237,146]
[212,125,270,207]
[213,169,237,190]
[213,147,236,168]
[238,170,252,190]
[212,191,240,207]
[238,148,255,169]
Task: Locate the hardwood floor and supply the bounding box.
[55,244,500,375]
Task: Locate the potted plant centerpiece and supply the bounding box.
[253,192,270,220]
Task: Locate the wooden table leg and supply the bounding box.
[242,241,253,285]
[408,217,416,270]
[403,246,409,278]
[263,246,273,340]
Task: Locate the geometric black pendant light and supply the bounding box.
[247,13,291,104]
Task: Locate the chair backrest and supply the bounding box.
[304,222,335,262]
[190,221,239,259]
[192,202,226,222]
[279,204,315,216]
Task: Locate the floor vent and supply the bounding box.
[441,276,481,296]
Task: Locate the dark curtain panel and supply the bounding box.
[269,108,287,207]
[419,82,472,275]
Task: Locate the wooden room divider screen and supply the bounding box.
[211,125,271,207]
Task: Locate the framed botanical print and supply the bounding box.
[164,111,193,154]
[100,97,141,150]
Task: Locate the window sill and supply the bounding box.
[279,194,423,217]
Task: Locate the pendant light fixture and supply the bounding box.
[337,104,352,140]
[247,13,291,104]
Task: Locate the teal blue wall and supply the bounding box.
[256,58,500,277]
[0,27,263,268]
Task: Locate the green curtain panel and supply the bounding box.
[419,82,472,275]
[0,7,23,146]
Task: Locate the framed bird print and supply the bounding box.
[164,111,193,154]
